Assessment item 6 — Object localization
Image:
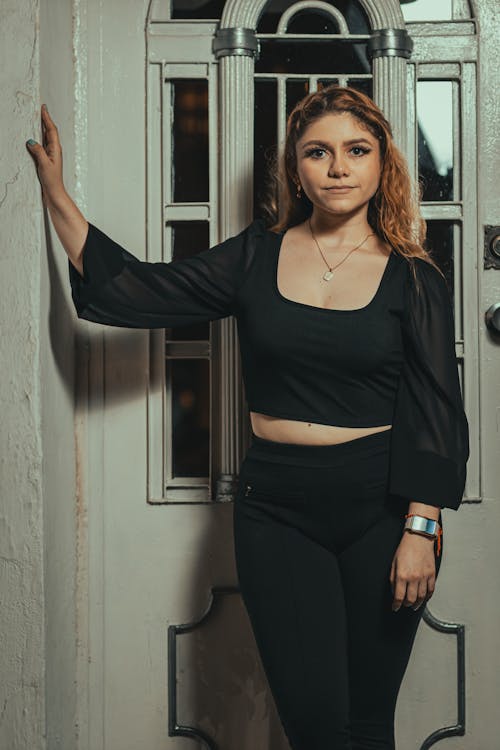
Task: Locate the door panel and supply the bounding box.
[75,1,499,748]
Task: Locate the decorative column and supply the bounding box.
[368,28,414,153]
[212,27,258,501]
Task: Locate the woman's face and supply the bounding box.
[294,111,382,218]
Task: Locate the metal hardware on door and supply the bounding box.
[245,484,252,496]
[484,226,500,269]
[485,303,500,333]
[491,235,500,258]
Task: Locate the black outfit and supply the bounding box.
[69,217,469,749]
[234,429,442,749]
[69,216,469,510]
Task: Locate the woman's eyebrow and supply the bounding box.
[300,138,373,149]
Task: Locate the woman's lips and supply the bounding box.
[325,187,354,193]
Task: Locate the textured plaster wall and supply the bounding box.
[0,2,46,748]
[0,1,78,748]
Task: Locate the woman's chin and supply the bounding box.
[314,199,362,216]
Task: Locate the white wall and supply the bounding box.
[39,1,80,747]
[0,2,46,747]
[0,1,79,748]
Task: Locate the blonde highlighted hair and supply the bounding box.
[261,84,443,284]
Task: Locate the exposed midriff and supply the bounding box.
[250,411,392,445]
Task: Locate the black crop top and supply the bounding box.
[68,217,470,511]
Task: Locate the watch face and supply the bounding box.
[406,517,438,537]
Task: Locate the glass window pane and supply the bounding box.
[424,220,456,295]
[172,80,209,202]
[254,79,278,220]
[286,80,310,117]
[171,0,224,20]
[285,10,344,34]
[167,221,210,341]
[345,78,373,98]
[170,359,210,477]
[255,41,369,75]
[170,221,209,262]
[317,78,339,92]
[417,81,454,201]
[257,0,370,34]
[400,0,452,22]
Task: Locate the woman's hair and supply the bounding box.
[260,84,443,282]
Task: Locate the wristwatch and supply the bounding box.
[404,514,440,540]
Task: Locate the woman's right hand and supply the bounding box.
[26,104,66,203]
[26,104,89,275]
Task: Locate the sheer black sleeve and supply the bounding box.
[68,219,260,328]
[388,258,470,511]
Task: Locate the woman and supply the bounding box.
[27,85,469,750]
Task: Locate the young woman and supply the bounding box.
[27,85,469,750]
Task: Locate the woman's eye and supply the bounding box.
[305,148,326,158]
[305,146,371,159]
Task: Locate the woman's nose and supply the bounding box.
[328,158,349,177]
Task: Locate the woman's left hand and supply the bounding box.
[389,531,436,612]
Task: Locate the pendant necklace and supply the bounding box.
[308,218,375,282]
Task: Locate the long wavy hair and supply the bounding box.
[260,84,443,284]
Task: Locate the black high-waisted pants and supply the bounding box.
[232,428,443,750]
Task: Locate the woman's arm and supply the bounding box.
[28,105,260,330]
[27,104,88,274]
[45,191,88,277]
[406,500,439,522]
[388,257,469,511]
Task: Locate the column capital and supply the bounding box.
[213,27,259,59]
[368,28,413,59]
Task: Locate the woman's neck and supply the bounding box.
[307,212,374,246]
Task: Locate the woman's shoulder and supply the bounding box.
[408,255,449,289]
[215,216,270,253]
[225,216,276,245]
[399,255,453,316]
[246,215,285,239]
[392,250,446,283]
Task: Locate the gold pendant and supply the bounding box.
[323,270,334,281]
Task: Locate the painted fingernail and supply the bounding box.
[27,139,37,146]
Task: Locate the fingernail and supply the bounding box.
[27,139,37,146]
[392,606,400,612]
[42,103,47,109]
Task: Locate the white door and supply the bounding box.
[74,1,499,748]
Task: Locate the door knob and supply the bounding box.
[489,233,500,259]
[485,302,500,332]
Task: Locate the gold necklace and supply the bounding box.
[308,218,375,282]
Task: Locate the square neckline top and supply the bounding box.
[271,227,396,315]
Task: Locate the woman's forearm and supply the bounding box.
[407,500,440,521]
[46,189,88,278]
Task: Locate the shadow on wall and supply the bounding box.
[44,205,151,411]
[44,205,290,748]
